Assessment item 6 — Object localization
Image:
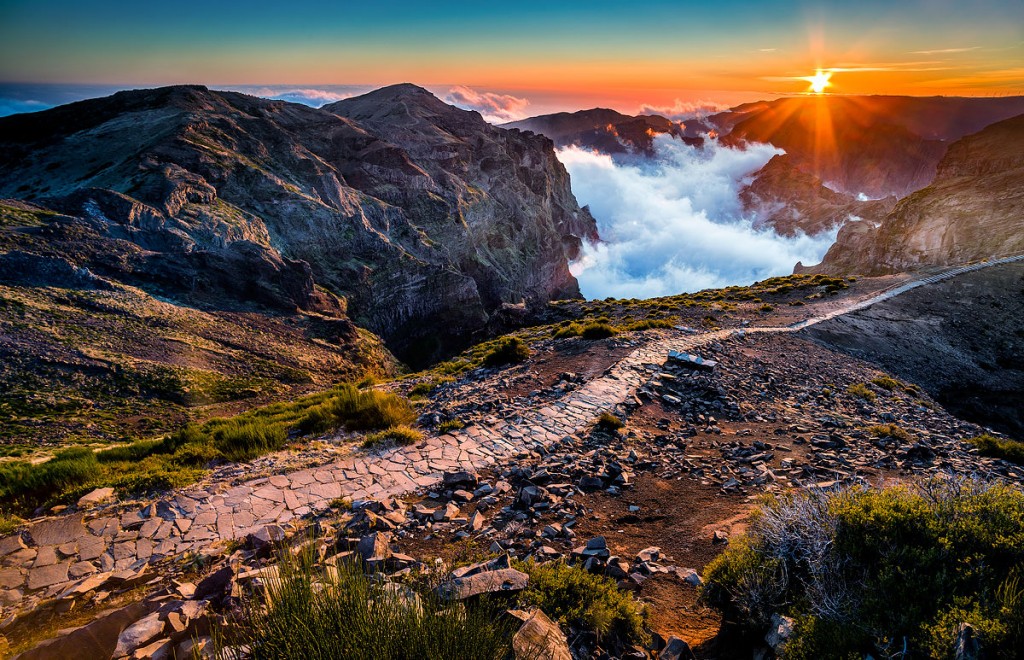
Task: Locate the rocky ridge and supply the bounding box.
[0,84,597,364]
[804,113,1024,275]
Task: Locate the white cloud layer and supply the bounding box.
[443,86,530,123]
[559,135,837,299]
[638,98,729,121]
[246,87,355,106]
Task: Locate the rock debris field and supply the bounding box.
[2,256,1023,658]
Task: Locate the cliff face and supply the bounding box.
[0,84,597,364]
[741,154,896,237]
[804,114,1024,275]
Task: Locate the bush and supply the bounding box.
[870,375,901,391]
[362,426,423,449]
[552,323,582,339]
[596,412,625,431]
[867,424,912,443]
[846,382,877,403]
[580,322,618,340]
[483,337,530,366]
[516,560,648,644]
[437,418,465,433]
[701,478,1024,658]
[218,558,515,660]
[969,434,1024,465]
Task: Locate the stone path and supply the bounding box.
[2,254,1022,616]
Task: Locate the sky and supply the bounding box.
[0,0,1022,119]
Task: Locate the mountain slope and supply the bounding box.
[713,95,1024,198]
[0,85,597,364]
[803,113,1024,275]
[504,108,702,155]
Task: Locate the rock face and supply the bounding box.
[713,95,1024,198]
[0,84,596,364]
[804,114,1024,275]
[505,108,703,155]
[741,154,896,237]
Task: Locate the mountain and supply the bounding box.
[504,108,704,155]
[712,95,1024,198]
[0,84,597,365]
[741,154,897,237]
[801,113,1024,275]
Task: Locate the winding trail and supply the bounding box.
[3,254,1023,612]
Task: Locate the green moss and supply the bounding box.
[969,434,1024,465]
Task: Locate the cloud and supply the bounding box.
[0,98,51,118]
[638,99,729,121]
[443,86,530,123]
[558,136,837,299]
[909,46,980,55]
[245,87,355,107]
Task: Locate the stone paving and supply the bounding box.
[3,255,1022,618]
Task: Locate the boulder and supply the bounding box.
[113,612,165,658]
[660,636,695,660]
[356,531,393,562]
[77,488,116,508]
[510,608,572,660]
[443,470,479,490]
[764,613,794,654]
[437,567,529,601]
[14,601,151,660]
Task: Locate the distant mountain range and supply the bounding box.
[509,95,1024,274]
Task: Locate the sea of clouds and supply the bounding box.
[559,135,837,299]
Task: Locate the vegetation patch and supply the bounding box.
[596,412,625,431]
[482,337,530,367]
[867,423,912,443]
[516,559,648,645]
[0,382,417,512]
[218,557,516,660]
[969,433,1024,465]
[362,425,423,449]
[701,477,1024,659]
[846,382,877,403]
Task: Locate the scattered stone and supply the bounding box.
[510,608,572,660]
[77,488,116,509]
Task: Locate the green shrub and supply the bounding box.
[362,426,423,449]
[580,322,618,340]
[483,337,530,366]
[552,323,582,339]
[516,560,648,644]
[217,558,515,660]
[870,375,901,391]
[0,512,24,536]
[701,478,1024,658]
[0,447,97,506]
[624,319,674,332]
[758,303,774,312]
[437,418,465,433]
[867,424,912,443]
[596,412,625,431]
[969,434,1024,465]
[846,382,877,403]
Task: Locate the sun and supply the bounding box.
[803,69,833,94]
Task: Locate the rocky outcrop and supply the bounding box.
[0,84,597,365]
[741,155,896,237]
[714,95,1024,198]
[505,108,703,155]
[803,114,1024,275]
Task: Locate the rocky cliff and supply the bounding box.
[0,84,597,364]
[802,113,1024,275]
[741,154,897,237]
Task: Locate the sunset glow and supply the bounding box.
[0,1,1022,117]
[804,70,833,94]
